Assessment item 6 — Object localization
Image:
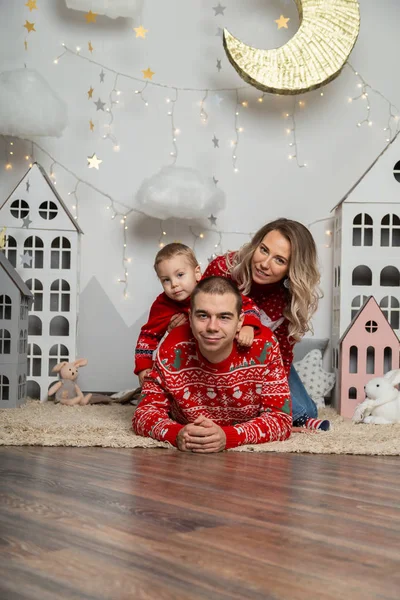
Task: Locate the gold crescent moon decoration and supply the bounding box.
[223,0,360,95]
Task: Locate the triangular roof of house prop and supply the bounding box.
[0,162,83,234]
[331,130,400,212]
[0,251,33,299]
[339,295,400,346]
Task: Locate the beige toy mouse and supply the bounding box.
[48,358,92,406]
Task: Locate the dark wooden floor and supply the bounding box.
[0,448,399,600]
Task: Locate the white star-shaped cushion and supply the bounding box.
[294,349,335,407]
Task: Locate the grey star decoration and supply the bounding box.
[212,135,219,148]
[216,59,222,72]
[213,3,226,16]
[208,214,217,226]
[22,215,32,229]
[216,27,224,38]
[99,69,105,83]
[26,180,30,192]
[94,98,106,111]
[20,252,32,267]
[213,176,219,185]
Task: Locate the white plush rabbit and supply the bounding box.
[352,369,400,424]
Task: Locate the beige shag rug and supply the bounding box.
[0,401,399,455]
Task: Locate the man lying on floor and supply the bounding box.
[132,276,292,452]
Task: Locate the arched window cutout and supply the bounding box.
[27,343,42,376]
[1,234,17,267]
[10,199,29,219]
[49,316,69,336]
[349,346,358,373]
[49,344,69,375]
[50,279,71,312]
[351,295,368,320]
[384,347,392,373]
[39,200,58,220]
[27,380,41,400]
[352,265,372,286]
[352,213,373,247]
[349,387,357,400]
[334,267,337,288]
[19,330,24,353]
[366,346,375,374]
[381,214,400,247]
[51,237,71,270]
[25,278,43,311]
[380,266,400,287]
[380,296,400,329]
[0,329,11,354]
[0,295,12,320]
[0,374,10,401]
[28,315,42,336]
[24,236,44,269]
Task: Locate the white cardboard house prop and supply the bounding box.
[0,163,82,401]
[0,252,33,407]
[331,135,400,416]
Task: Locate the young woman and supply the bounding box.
[203,218,329,431]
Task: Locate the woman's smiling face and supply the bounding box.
[251,230,291,285]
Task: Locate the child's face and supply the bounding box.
[157,255,201,301]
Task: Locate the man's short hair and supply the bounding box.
[154,242,199,273]
[191,276,243,316]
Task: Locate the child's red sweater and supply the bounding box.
[133,324,292,449]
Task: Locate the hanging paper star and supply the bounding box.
[212,135,219,148]
[88,41,94,53]
[94,98,105,111]
[24,40,28,50]
[213,3,226,16]
[216,59,222,72]
[134,25,148,39]
[142,67,155,80]
[23,20,36,33]
[89,120,94,131]
[87,153,102,170]
[88,86,94,99]
[25,0,37,10]
[275,15,290,29]
[22,215,32,229]
[208,214,217,226]
[26,180,30,192]
[85,10,97,23]
[20,252,33,267]
[213,176,219,185]
[99,69,105,82]
[216,27,224,38]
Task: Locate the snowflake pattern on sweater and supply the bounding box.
[132,324,292,449]
[203,254,294,377]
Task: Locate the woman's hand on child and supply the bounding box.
[237,325,254,347]
[167,313,188,332]
[138,369,151,386]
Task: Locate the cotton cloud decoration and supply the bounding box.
[65,0,143,19]
[0,69,68,138]
[136,166,226,220]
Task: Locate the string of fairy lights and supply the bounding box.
[1,36,399,298]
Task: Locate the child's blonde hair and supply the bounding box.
[154,243,199,274]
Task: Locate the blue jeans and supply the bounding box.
[289,364,318,421]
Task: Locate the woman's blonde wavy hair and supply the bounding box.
[226,218,322,341]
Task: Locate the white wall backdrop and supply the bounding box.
[0,0,399,391]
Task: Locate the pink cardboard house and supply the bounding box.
[339,296,400,418]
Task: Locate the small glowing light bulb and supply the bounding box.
[53,59,58,64]
[199,233,204,239]
[258,97,263,103]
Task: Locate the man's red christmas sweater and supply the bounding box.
[134,291,261,375]
[132,324,292,449]
[203,254,294,377]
